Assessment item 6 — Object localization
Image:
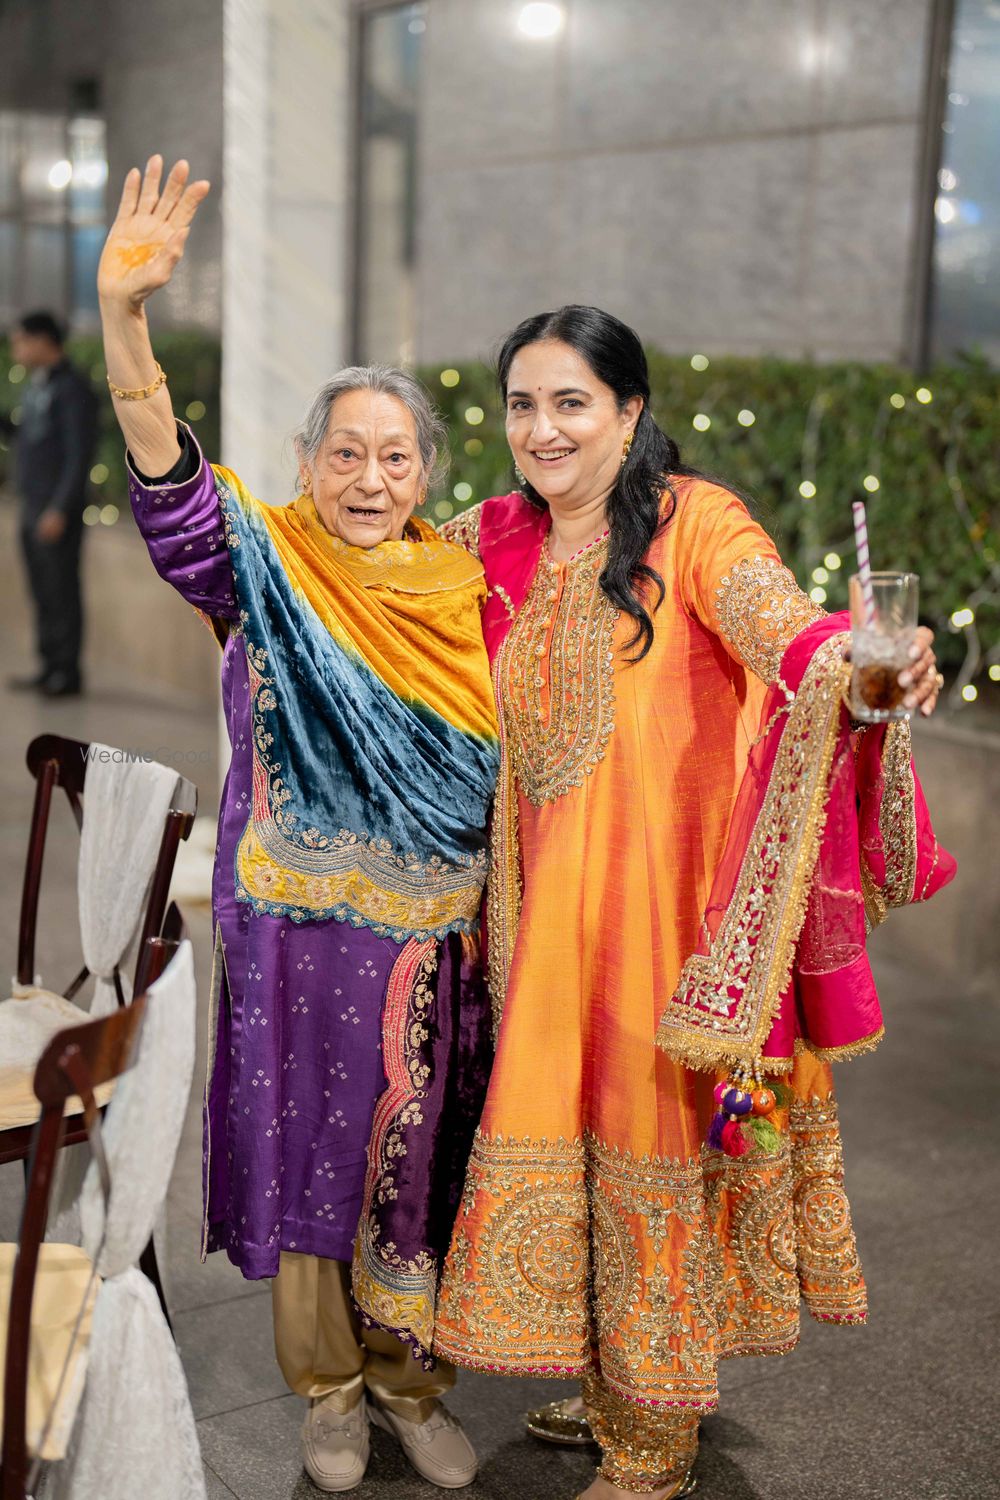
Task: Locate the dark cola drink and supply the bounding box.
[849,573,919,723]
[850,632,912,722]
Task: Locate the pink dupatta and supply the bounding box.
[655,614,956,1077]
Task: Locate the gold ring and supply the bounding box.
[934,671,944,691]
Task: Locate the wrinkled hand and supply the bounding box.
[97,155,210,310]
[898,626,941,717]
[36,509,67,543]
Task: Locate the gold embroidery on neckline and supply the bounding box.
[500,538,619,805]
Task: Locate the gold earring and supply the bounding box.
[514,464,527,490]
[621,431,635,466]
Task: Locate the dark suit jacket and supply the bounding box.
[3,360,99,521]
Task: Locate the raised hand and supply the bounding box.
[97,155,210,309]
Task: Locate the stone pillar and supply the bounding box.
[221,0,352,499]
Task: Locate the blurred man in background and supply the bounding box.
[3,311,97,697]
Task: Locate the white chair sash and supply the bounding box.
[78,747,179,1018]
[50,941,206,1500]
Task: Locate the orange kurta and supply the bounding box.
[434,480,866,1420]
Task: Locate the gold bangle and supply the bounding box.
[107,363,167,401]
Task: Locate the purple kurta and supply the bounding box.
[128,443,491,1288]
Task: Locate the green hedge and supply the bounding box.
[423,352,999,678]
[3,334,996,678]
[0,332,220,517]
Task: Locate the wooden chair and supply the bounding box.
[0,736,198,1168]
[0,940,177,1500]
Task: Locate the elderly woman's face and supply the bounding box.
[504,339,640,511]
[302,389,424,547]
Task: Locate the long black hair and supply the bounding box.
[497,304,701,660]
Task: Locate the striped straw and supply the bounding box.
[852,500,876,626]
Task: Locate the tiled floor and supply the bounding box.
[0,644,994,1499]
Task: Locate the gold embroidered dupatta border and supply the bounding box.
[485,651,522,1038]
[656,635,850,1074]
[352,937,439,1362]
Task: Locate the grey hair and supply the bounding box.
[293,365,449,494]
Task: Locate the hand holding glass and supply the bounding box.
[849,572,919,722]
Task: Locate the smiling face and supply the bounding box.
[300,388,426,547]
[504,339,641,512]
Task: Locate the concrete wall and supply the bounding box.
[871,716,1000,999]
[415,0,936,364]
[0,0,223,331]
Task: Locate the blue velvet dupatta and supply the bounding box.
[213,467,499,941]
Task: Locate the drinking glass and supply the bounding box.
[848,572,919,722]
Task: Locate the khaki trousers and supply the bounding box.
[271,1251,455,1423]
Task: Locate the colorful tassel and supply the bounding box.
[749,1116,782,1154]
[722,1087,753,1116]
[721,1120,750,1157]
[707,1112,727,1151]
[751,1086,777,1116]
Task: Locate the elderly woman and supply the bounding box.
[432,305,955,1499]
[98,158,496,1493]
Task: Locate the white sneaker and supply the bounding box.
[369,1398,478,1488]
[302,1396,370,1492]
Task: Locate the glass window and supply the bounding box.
[0,110,107,329]
[930,0,1000,363]
[354,2,426,364]
[22,223,68,309]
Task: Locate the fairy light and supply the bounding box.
[185,400,206,421]
[7,364,25,384]
[378,368,995,697]
[83,504,100,526]
[99,504,119,525]
[89,463,109,484]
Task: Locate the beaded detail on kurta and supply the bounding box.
[499,537,619,805]
[715,555,824,685]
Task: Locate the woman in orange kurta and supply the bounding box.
[433,306,949,1499]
